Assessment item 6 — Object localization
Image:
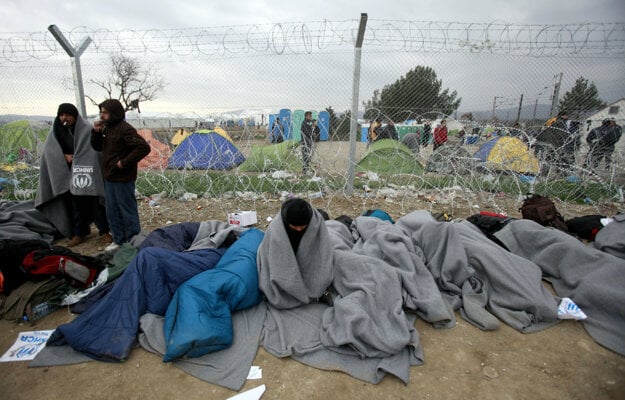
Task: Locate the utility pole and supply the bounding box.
[491,96,499,120]
[549,72,563,117]
[516,94,524,122]
[48,25,92,118]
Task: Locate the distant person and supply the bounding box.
[535,110,577,168]
[586,119,623,170]
[433,119,448,150]
[421,120,432,146]
[35,103,111,247]
[270,118,283,144]
[509,122,522,138]
[299,111,314,174]
[312,119,321,142]
[376,119,399,141]
[367,118,382,145]
[91,99,151,251]
[401,131,420,155]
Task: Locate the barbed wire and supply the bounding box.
[1,20,624,63]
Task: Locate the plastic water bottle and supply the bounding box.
[26,302,57,322]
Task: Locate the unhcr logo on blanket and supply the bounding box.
[72,165,94,188]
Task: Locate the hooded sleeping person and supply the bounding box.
[257,198,334,309]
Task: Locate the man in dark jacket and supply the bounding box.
[586,119,623,170]
[535,110,577,169]
[91,99,150,251]
[300,111,314,174]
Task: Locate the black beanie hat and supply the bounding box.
[57,103,79,118]
[282,198,313,227]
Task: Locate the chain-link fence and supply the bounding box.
[1,19,624,216]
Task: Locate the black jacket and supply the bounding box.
[90,99,150,182]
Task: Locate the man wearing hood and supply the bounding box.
[91,99,150,251]
[35,103,110,246]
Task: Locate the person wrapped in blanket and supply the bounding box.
[257,198,334,309]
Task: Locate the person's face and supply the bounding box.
[305,114,312,121]
[59,113,76,127]
[100,108,111,122]
[288,223,308,232]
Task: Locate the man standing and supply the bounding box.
[300,111,314,174]
[270,117,283,144]
[36,103,110,246]
[433,119,448,150]
[536,110,577,168]
[586,119,623,170]
[91,99,150,251]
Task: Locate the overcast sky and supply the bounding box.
[1,0,624,119]
[1,0,624,31]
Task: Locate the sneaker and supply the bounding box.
[105,242,121,252]
[67,236,84,247]
[99,233,113,244]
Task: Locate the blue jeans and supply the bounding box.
[105,181,140,244]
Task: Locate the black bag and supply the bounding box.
[519,194,568,232]
[467,213,514,249]
[566,215,605,240]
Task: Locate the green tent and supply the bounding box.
[356,139,423,174]
[238,140,302,172]
[0,120,48,162]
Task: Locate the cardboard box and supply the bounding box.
[228,211,258,226]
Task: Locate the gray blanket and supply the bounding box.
[138,305,266,391]
[495,219,625,356]
[35,115,105,238]
[262,303,422,385]
[257,207,333,309]
[0,200,57,243]
[396,211,559,332]
[592,213,625,260]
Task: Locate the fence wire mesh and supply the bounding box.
[1,19,624,219]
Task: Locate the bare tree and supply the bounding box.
[87,54,165,112]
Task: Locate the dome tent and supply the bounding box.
[168,130,245,170]
[473,136,539,174]
[356,139,423,174]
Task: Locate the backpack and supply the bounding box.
[21,246,107,288]
[519,194,568,232]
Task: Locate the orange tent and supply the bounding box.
[137,129,172,170]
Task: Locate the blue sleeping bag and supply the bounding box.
[48,246,226,361]
[163,228,264,361]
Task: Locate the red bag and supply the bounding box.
[21,246,105,288]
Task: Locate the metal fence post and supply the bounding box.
[346,13,368,196]
[48,25,92,118]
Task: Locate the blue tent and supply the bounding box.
[168,131,245,170]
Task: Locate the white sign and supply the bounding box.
[0,330,54,362]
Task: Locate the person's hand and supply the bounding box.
[93,120,104,132]
[64,154,73,164]
[116,160,123,169]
